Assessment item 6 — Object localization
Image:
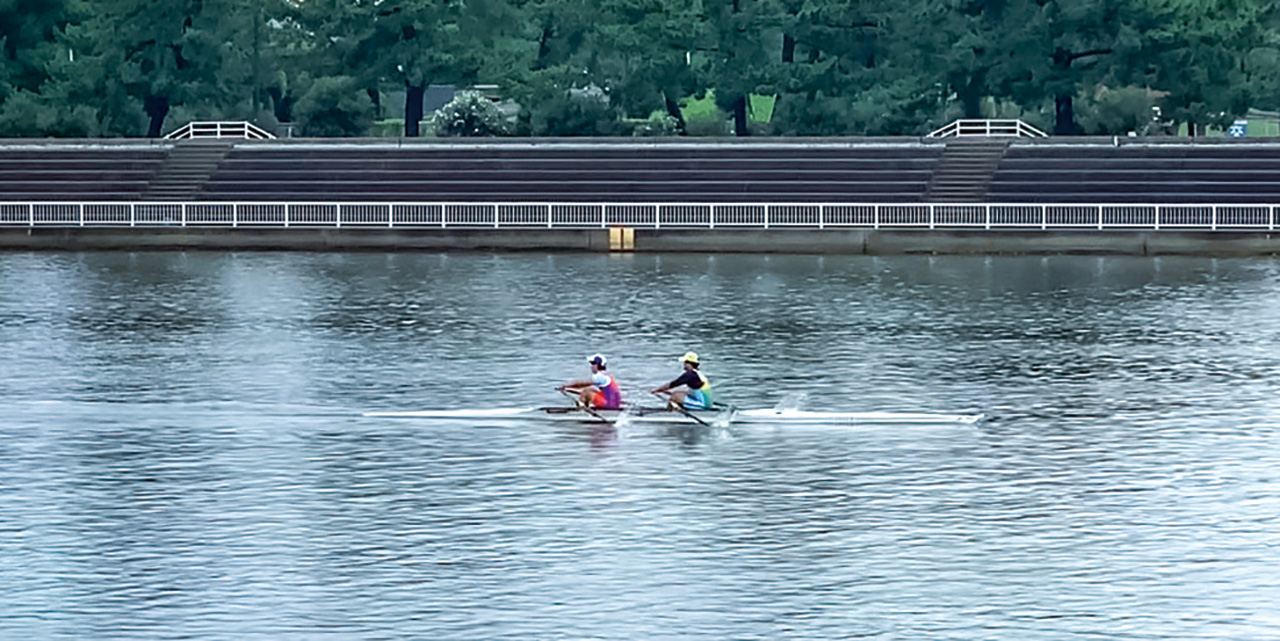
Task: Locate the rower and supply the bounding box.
[557,354,623,410]
[651,352,713,410]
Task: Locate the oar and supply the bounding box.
[652,391,710,426]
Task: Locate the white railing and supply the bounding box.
[0,202,1274,231]
[164,121,276,140]
[928,119,1049,138]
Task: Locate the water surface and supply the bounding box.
[2,252,1278,640]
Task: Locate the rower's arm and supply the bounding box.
[651,376,681,394]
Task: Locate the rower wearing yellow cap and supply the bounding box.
[651,352,713,410]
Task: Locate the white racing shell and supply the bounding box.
[364,406,984,425]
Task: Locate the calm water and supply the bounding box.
[2,252,1278,640]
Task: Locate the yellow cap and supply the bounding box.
[679,352,699,364]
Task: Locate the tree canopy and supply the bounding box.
[1,0,1275,137]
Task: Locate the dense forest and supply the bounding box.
[1,0,1277,138]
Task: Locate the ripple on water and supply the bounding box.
[1,253,1279,640]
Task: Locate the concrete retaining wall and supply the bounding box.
[2,227,1279,255]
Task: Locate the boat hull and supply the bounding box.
[364,407,983,425]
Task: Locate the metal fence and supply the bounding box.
[0,202,1276,231]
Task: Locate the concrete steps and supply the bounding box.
[143,140,235,201]
[927,139,1010,202]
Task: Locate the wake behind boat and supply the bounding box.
[363,405,984,426]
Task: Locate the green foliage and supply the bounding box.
[0,88,108,137]
[433,90,510,136]
[1077,86,1159,134]
[630,113,679,136]
[0,0,1277,138]
[519,68,623,136]
[294,75,374,137]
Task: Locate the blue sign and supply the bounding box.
[1227,119,1247,137]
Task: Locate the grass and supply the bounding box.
[681,90,775,123]
[1173,119,1280,138]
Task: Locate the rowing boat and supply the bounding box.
[363,406,984,425]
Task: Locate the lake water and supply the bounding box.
[2,251,1278,640]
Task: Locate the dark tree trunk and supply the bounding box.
[782,33,796,63]
[1049,47,1107,136]
[367,87,381,119]
[732,95,749,136]
[267,87,293,123]
[1054,93,1078,135]
[664,95,687,135]
[145,95,169,138]
[534,26,553,70]
[405,83,425,137]
[958,71,984,119]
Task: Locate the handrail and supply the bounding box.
[164,121,276,140]
[928,119,1049,138]
[0,202,1273,232]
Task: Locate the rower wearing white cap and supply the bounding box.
[652,352,713,410]
[558,354,623,410]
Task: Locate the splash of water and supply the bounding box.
[772,393,809,413]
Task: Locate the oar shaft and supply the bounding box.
[652,391,710,426]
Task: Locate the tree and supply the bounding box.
[294,74,374,136]
[696,0,786,136]
[592,0,702,129]
[0,0,69,94]
[325,0,514,137]
[433,89,510,136]
[0,0,72,134]
[771,0,943,135]
[1141,0,1272,134]
[49,0,264,137]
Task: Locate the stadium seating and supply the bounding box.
[0,145,167,201]
[200,141,939,203]
[7,138,1280,206]
[988,142,1280,204]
